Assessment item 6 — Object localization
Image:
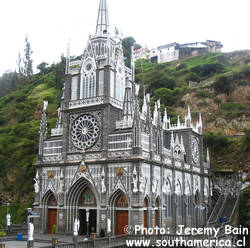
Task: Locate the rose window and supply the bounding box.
[71,114,100,149]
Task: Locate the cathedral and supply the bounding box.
[33,0,211,236]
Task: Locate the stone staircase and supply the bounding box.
[207,193,239,227]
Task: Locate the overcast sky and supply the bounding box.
[0,0,250,76]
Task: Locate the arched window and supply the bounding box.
[48,194,57,207]
[81,74,96,99]
[115,194,128,208]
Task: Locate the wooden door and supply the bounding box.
[115,210,128,235]
[144,210,147,228]
[155,210,158,227]
[48,209,57,233]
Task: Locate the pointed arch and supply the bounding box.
[41,190,57,234]
[109,190,129,235]
[109,189,129,208]
[66,177,99,232]
[42,190,57,207]
[155,196,161,207]
[144,195,150,207]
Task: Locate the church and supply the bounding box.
[33,0,211,236]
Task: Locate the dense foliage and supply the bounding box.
[203,130,250,171]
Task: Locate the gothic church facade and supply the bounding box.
[33,0,211,235]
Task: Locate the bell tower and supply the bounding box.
[63,0,130,153]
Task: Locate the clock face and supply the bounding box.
[71,114,100,149]
[191,137,199,164]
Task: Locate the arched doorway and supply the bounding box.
[155,197,160,227]
[78,187,97,235]
[113,192,128,235]
[66,178,99,234]
[144,197,149,228]
[47,194,57,234]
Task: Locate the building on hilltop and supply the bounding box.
[33,0,211,235]
[134,40,223,63]
[133,47,149,61]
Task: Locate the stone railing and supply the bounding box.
[69,97,105,109]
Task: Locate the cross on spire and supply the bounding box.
[96,0,109,36]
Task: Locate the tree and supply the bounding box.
[23,35,33,76]
[17,52,23,75]
[37,62,49,75]
[122,37,141,67]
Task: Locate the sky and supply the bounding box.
[0,0,250,76]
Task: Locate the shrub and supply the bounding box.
[213,97,222,105]
[187,72,200,82]
[214,75,233,95]
[0,231,6,237]
[203,132,230,154]
[191,62,224,78]
[196,90,210,98]
[52,224,57,234]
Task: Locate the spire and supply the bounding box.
[96,0,109,36]
[65,39,70,75]
[122,81,133,121]
[187,105,192,128]
[142,94,147,119]
[131,46,135,82]
[206,148,210,162]
[38,101,48,157]
[198,113,203,134]
[163,108,169,130]
[146,94,151,122]
[157,100,162,126]
[153,102,158,125]
[177,116,180,127]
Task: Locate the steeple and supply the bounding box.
[65,39,70,75]
[131,46,135,82]
[186,105,192,128]
[122,81,133,121]
[96,0,109,36]
[38,101,48,158]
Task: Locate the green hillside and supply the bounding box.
[0,51,249,227]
